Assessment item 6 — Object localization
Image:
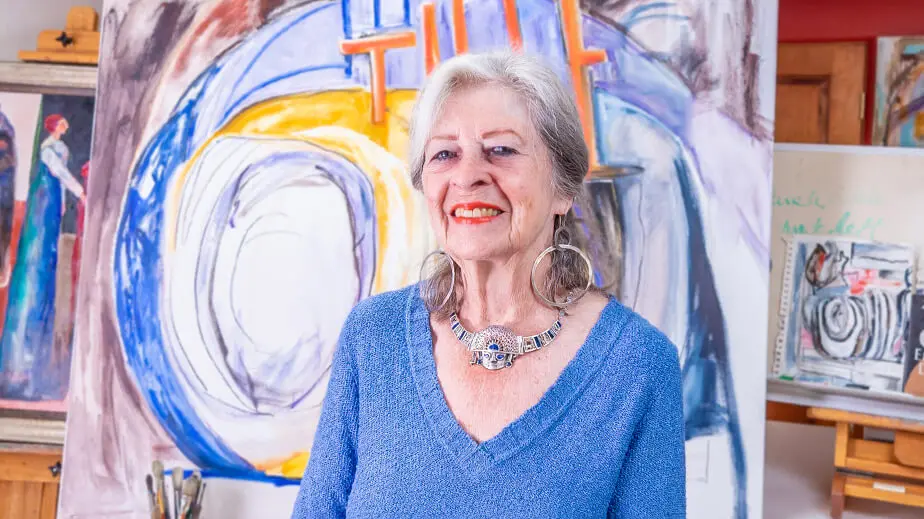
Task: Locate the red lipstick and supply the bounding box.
[449,202,504,224]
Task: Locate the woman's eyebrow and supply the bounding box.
[481,129,524,143]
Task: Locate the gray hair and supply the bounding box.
[408,50,602,316]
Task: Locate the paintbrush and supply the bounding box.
[145,474,158,519]
[172,467,184,519]
[179,475,201,519]
[153,461,166,519]
[191,481,207,519]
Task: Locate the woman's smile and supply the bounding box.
[449,202,505,225]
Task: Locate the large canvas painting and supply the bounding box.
[873,36,924,147]
[0,92,92,413]
[60,1,777,518]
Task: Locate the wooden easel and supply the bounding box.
[769,402,924,518]
[18,7,100,65]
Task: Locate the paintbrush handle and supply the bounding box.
[156,485,166,519]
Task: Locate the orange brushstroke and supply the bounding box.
[560,0,606,171]
[452,0,468,54]
[421,2,440,74]
[340,32,416,124]
[502,0,523,50]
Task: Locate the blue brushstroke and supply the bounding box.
[624,13,691,28]
[222,64,346,121]
[0,161,66,400]
[223,2,339,121]
[622,1,679,24]
[114,66,252,472]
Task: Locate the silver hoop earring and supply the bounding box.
[530,216,594,309]
[419,249,456,310]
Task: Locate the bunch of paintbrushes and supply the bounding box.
[145,460,207,519]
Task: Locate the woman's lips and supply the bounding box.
[448,202,504,224]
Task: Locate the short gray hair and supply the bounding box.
[408,50,601,315]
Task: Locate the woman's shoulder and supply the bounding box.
[338,283,419,337]
[595,294,681,380]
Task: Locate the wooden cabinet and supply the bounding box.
[0,444,62,519]
[775,42,868,144]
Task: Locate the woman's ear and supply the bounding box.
[551,195,573,217]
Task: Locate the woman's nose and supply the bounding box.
[450,151,492,190]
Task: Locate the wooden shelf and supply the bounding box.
[767,378,924,423]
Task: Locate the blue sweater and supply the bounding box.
[291,284,686,518]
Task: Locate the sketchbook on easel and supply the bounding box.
[772,234,916,393]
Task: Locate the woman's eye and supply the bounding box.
[489,146,517,156]
[432,150,455,161]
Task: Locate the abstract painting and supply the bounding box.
[873,36,924,147]
[773,236,915,393]
[60,1,777,518]
[0,92,93,413]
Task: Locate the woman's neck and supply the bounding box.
[455,249,555,332]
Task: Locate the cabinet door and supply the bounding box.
[775,42,868,144]
[0,449,61,519]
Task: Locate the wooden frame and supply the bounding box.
[0,61,97,445]
[0,61,97,94]
[0,418,65,445]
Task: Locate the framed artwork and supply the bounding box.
[772,235,916,393]
[0,62,96,444]
[873,36,924,147]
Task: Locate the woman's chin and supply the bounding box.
[446,243,513,264]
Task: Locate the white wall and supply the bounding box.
[0,0,105,61]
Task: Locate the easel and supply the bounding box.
[768,401,924,518]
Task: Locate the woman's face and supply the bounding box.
[56,119,69,136]
[421,84,571,264]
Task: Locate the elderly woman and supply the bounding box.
[292,51,685,518]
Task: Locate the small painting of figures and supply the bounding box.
[873,36,924,147]
[0,92,93,412]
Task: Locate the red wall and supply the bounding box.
[779,0,924,41]
[779,0,924,143]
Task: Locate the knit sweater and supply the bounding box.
[291,284,686,518]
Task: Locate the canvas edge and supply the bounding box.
[0,61,97,95]
[0,416,66,444]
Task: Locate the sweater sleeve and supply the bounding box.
[290,322,359,519]
[609,338,686,518]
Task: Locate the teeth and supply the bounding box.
[454,208,500,218]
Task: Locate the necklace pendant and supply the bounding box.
[470,325,519,370]
[449,311,562,372]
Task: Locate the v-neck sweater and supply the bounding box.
[291,284,686,518]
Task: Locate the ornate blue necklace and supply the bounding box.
[448,310,565,370]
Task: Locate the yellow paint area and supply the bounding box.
[253,451,311,479]
[162,89,434,478]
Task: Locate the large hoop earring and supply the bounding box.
[530,215,594,309]
[419,249,456,310]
